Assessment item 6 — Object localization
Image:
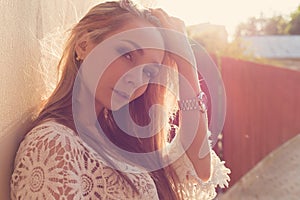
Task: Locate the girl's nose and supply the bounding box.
[123,66,146,88]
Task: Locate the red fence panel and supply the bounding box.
[221,57,300,186]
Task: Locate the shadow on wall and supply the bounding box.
[0,113,33,200]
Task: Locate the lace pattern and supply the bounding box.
[167,132,231,199]
[11,121,230,200]
[11,122,158,200]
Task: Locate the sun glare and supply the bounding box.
[154,0,300,37]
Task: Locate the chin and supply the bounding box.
[109,102,129,111]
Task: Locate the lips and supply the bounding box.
[113,89,130,100]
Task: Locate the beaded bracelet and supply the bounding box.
[178,91,208,113]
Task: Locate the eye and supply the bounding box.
[143,64,160,79]
[124,53,132,60]
[116,46,133,61]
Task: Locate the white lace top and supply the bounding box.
[11,121,230,200]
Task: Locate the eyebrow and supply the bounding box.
[121,39,144,56]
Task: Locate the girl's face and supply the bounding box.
[77,17,165,113]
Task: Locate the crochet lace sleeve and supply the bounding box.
[10,122,159,200]
[11,123,84,199]
[166,131,231,200]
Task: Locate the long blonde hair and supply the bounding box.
[33,1,182,199]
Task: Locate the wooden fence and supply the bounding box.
[219,57,300,186]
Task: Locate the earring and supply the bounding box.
[103,107,109,119]
[76,56,82,61]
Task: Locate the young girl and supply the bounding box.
[11,0,230,199]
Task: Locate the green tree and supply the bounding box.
[286,5,300,34]
[234,5,300,37]
[235,15,288,37]
[264,15,287,35]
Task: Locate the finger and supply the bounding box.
[150,8,169,22]
[150,8,169,17]
[169,16,185,26]
[151,9,185,27]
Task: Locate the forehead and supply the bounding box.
[106,18,165,51]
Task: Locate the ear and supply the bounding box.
[75,35,95,60]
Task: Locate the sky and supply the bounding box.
[148,0,300,36]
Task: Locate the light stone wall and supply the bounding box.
[0,1,102,199]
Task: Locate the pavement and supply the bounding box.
[218,134,300,200]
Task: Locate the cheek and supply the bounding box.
[94,67,117,100]
[96,63,122,89]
